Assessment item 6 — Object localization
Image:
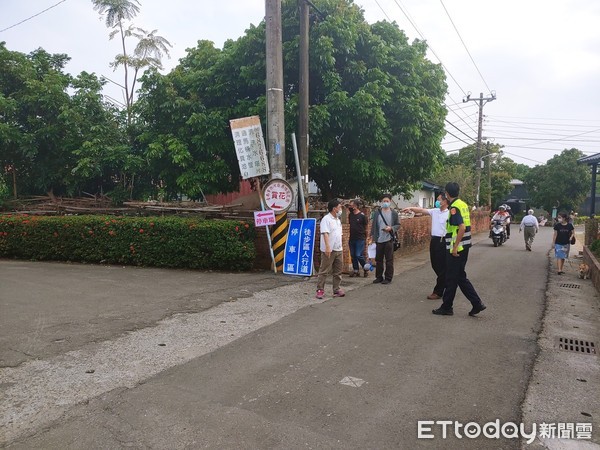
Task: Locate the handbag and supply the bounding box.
[378,209,400,251]
[570,235,576,245]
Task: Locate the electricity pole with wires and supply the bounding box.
[463,91,496,207]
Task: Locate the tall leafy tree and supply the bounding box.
[136,0,448,200]
[525,148,590,212]
[0,44,73,197]
[0,43,128,198]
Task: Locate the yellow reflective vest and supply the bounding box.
[445,198,472,253]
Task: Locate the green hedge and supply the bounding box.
[0,215,256,271]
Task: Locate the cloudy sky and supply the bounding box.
[2,0,600,167]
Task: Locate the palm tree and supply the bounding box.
[92,0,171,126]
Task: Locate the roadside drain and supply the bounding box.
[557,337,596,355]
[558,283,581,289]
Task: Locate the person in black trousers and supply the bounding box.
[369,194,400,285]
[432,182,486,317]
[403,194,449,299]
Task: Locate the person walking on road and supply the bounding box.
[552,211,574,275]
[432,182,486,317]
[316,199,345,299]
[519,209,539,251]
[347,199,369,278]
[403,194,449,299]
[370,194,400,285]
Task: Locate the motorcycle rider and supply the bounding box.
[490,205,511,240]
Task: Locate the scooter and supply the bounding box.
[490,220,507,247]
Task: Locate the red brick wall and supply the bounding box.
[253,209,491,272]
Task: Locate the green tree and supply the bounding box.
[0,43,129,198]
[437,143,516,207]
[135,0,448,200]
[525,148,590,212]
[0,44,73,197]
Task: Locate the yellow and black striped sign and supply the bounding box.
[271,212,288,271]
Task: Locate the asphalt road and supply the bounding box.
[2,229,554,448]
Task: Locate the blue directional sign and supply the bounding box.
[283,218,316,276]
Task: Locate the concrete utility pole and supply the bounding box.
[266,0,286,179]
[463,91,496,207]
[298,0,309,197]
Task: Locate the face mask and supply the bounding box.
[336,210,342,218]
[434,200,441,208]
[381,202,390,208]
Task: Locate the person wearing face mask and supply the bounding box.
[315,199,345,299]
[432,182,486,317]
[369,193,400,285]
[347,199,369,277]
[402,194,450,299]
[552,212,574,275]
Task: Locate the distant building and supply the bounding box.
[392,181,444,209]
[501,179,529,215]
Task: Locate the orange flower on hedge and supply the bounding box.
[235,226,239,231]
[109,230,116,236]
[139,229,144,233]
[88,230,94,235]
[244,223,249,229]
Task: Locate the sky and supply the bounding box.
[2,0,600,168]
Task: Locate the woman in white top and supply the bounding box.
[403,195,450,299]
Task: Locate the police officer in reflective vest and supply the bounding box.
[432,182,487,317]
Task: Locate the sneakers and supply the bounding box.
[427,293,442,300]
[373,278,383,284]
[316,289,345,299]
[381,279,391,285]
[432,307,453,316]
[468,303,487,316]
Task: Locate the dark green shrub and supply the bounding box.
[590,238,600,259]
[0,215,256,271]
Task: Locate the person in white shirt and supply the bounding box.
[403,194,450,299]
[316,199,345,299]
[519,209,540,251]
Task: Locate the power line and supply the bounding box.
[0,0,68,33]
[443,128,473,146]
[368,0,478,135]
[445,118,476,142]
[488,114,600,123]
[501,151,544,164]
[388,0,469,97]
[438,0,491,93]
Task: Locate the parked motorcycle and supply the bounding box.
[490,219,507,247]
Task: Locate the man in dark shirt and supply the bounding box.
[347,199,369,277]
